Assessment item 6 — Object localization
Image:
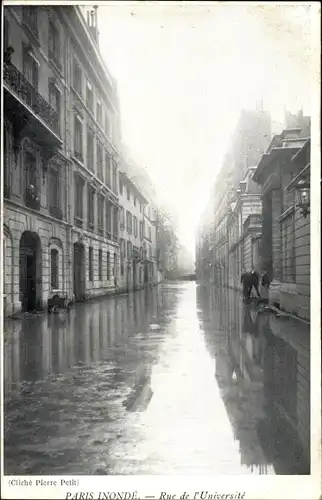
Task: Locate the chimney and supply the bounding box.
[87,5,99,45]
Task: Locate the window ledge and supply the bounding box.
[279,205,295,222]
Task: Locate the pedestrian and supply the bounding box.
[241,269,251,301]
[249,269,261,299]
[260,269,270,307]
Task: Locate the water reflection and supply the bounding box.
[4,283,309,475]
[4,287,163,395]
[197,284,310,474]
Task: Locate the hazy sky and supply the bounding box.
[96,2,313,253]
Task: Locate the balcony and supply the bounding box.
[25,185,40,210]
[4,63,61,147]
[49,205,63,220]
[243,214,262,233]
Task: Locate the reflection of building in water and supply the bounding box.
[258,313,310,467]
[197,284,310,474]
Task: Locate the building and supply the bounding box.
[143,202,159,285]
[227,166,262,290]
[196,107,272,289]
[3,5,122,316]
[253,124,310,320]
[118,170,148,292]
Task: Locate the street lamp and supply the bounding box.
[295,179,310,218]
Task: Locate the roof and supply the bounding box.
[119,172,148,204]
[253,146,300,183]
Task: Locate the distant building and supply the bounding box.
[196,108,271,289]
[118,171,148,292]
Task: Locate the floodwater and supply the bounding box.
[4,282,310,475]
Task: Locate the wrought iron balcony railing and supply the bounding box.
[4,62,60,135]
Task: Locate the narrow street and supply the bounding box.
[4,282,310,475]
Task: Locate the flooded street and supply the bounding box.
[4,282,310,475]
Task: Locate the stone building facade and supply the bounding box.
[118,170,147,293]
[3,5,121,316]
[253,127,310,320]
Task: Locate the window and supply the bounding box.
[48,166,61,218]
[105,153,111,188]
[50,249,59,289]
[139,221,143,240]
[89,247,93,281]
[148,226,152,241]
[73,58,82,95]
[126,211,132,234]
[106,251,110,279]
[106,201,112,237]
[134,196,137,207]
[87,185,95,230]
[25,151,39,209]
[127,241,132,260]
[87,128,94,171]
[23,6,38,35]
[97,141,103,180]
[113,206,118,238]
[149,245,152,259]
[74,175,84,225]
[74,114,83,161]
[282,214,296,283]
[133,216,138,237]
[48,21,60,67]
[96,101,102,125]
[119,179,123,195]
[120,208,125,229]
[112,165,117,193]
[23,46,39,91]
[127,187,130,201]
[49,82,60,134]
[97,194,104,234]
[86,81,93,111]
[98,249,102,281]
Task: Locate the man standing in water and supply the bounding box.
[249,269,261,299]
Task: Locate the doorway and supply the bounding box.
[73,242,85,301]
[19,231,41,312]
